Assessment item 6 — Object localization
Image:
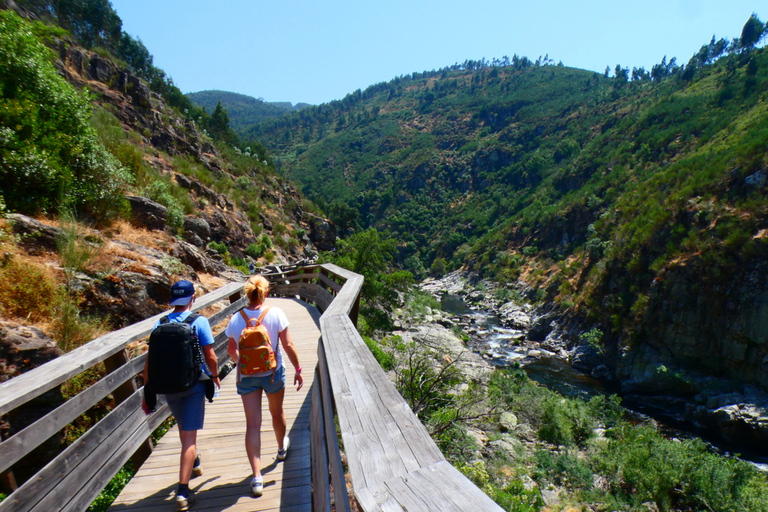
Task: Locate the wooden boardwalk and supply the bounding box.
[108,298,321,512]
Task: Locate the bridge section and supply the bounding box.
[108,297,319,512]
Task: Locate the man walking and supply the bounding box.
[143,280,220,511]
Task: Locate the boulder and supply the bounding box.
[499,411,519,431]
[6,214,63,255]
[183,216,211,247]
[498,302,531,329]
[0,321,62,382]
[126,196,167,231]
[527,313,555,342]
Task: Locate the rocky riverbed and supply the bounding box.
[401,270,768,463]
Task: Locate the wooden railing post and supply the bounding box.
[0,453,17,496]
[104,349,153,469]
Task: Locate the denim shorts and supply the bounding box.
[237,365,286,395]
[166,381,206,431]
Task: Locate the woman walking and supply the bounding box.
[226,275,303,497]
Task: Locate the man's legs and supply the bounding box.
[179,428,198,484]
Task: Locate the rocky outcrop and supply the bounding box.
[0,321,62,382]
[6,214,64,255]
[126,196,167,231]
[392,324,494,384]
[304,213,336,252]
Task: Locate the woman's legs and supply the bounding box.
[266,387,287,448]
[241,389,264,477]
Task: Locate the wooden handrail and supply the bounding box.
[269,264,502,512]
[0,263,501,512]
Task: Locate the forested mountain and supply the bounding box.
[187,90,310,135]
[250,26,768,391]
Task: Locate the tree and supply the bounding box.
[54,0,122,49]
[740,13,765,50]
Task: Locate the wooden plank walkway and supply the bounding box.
[108,298,321,512]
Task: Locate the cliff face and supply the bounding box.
[616,244,768,391]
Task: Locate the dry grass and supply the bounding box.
[102,220,175,250]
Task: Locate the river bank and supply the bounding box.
[403,270,768,463]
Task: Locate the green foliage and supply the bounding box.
[187,90,305,136]
[578,327,604,353]
[0,11,131,220]
[486,369,768,510]
[362,335,395,371]
[318,228,413,332]
[490,480,543,512]
[87,461,135,512]
[538,394,596,447]
[594,424,768,511]
[534,449,593,489]
[392,340,461,419]
[140,177,192,233]
[52,290,108,352]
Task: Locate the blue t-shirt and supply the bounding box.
[154,310,215,374]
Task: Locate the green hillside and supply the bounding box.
[187,90,310,135]
[249,38,768,342]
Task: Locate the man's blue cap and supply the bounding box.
[169,280,195,306]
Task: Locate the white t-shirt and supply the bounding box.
[225,305,290,376]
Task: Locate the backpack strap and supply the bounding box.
[239,309,254,326]
[256,306,270,325]
[239,306,271,327]
[182,313,200,325]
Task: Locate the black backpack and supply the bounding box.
[147,313,203,394]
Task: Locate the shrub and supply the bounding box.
[362,335,395,371]
[538,395,596,447]
[0,258,57,321]
[594,424,768,511]
[490,479,543,512]
[57,210,103,279]
[0,12,131,221]
[534,449,594,489]
[208,240,228,255]
[52,291,109,352]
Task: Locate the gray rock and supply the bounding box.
[499,411,518,431]
[6,214,64,255]
[126,196,167,231]
[540,489,560,507]
[498,302,531,329]
[304,213,336,252]
[0,320,62,381]
[487,437,524,459]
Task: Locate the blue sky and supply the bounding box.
[110,0,763,106]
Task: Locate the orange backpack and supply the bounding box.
[238,307,277,377]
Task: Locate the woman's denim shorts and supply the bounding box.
[237,366,286,395]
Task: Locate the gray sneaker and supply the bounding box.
[277,436,290,461]
[251,477,264,497]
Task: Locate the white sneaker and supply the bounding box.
[250,477,264,497]
[277,436,290,461]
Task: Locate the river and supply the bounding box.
[440,292,768,470]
